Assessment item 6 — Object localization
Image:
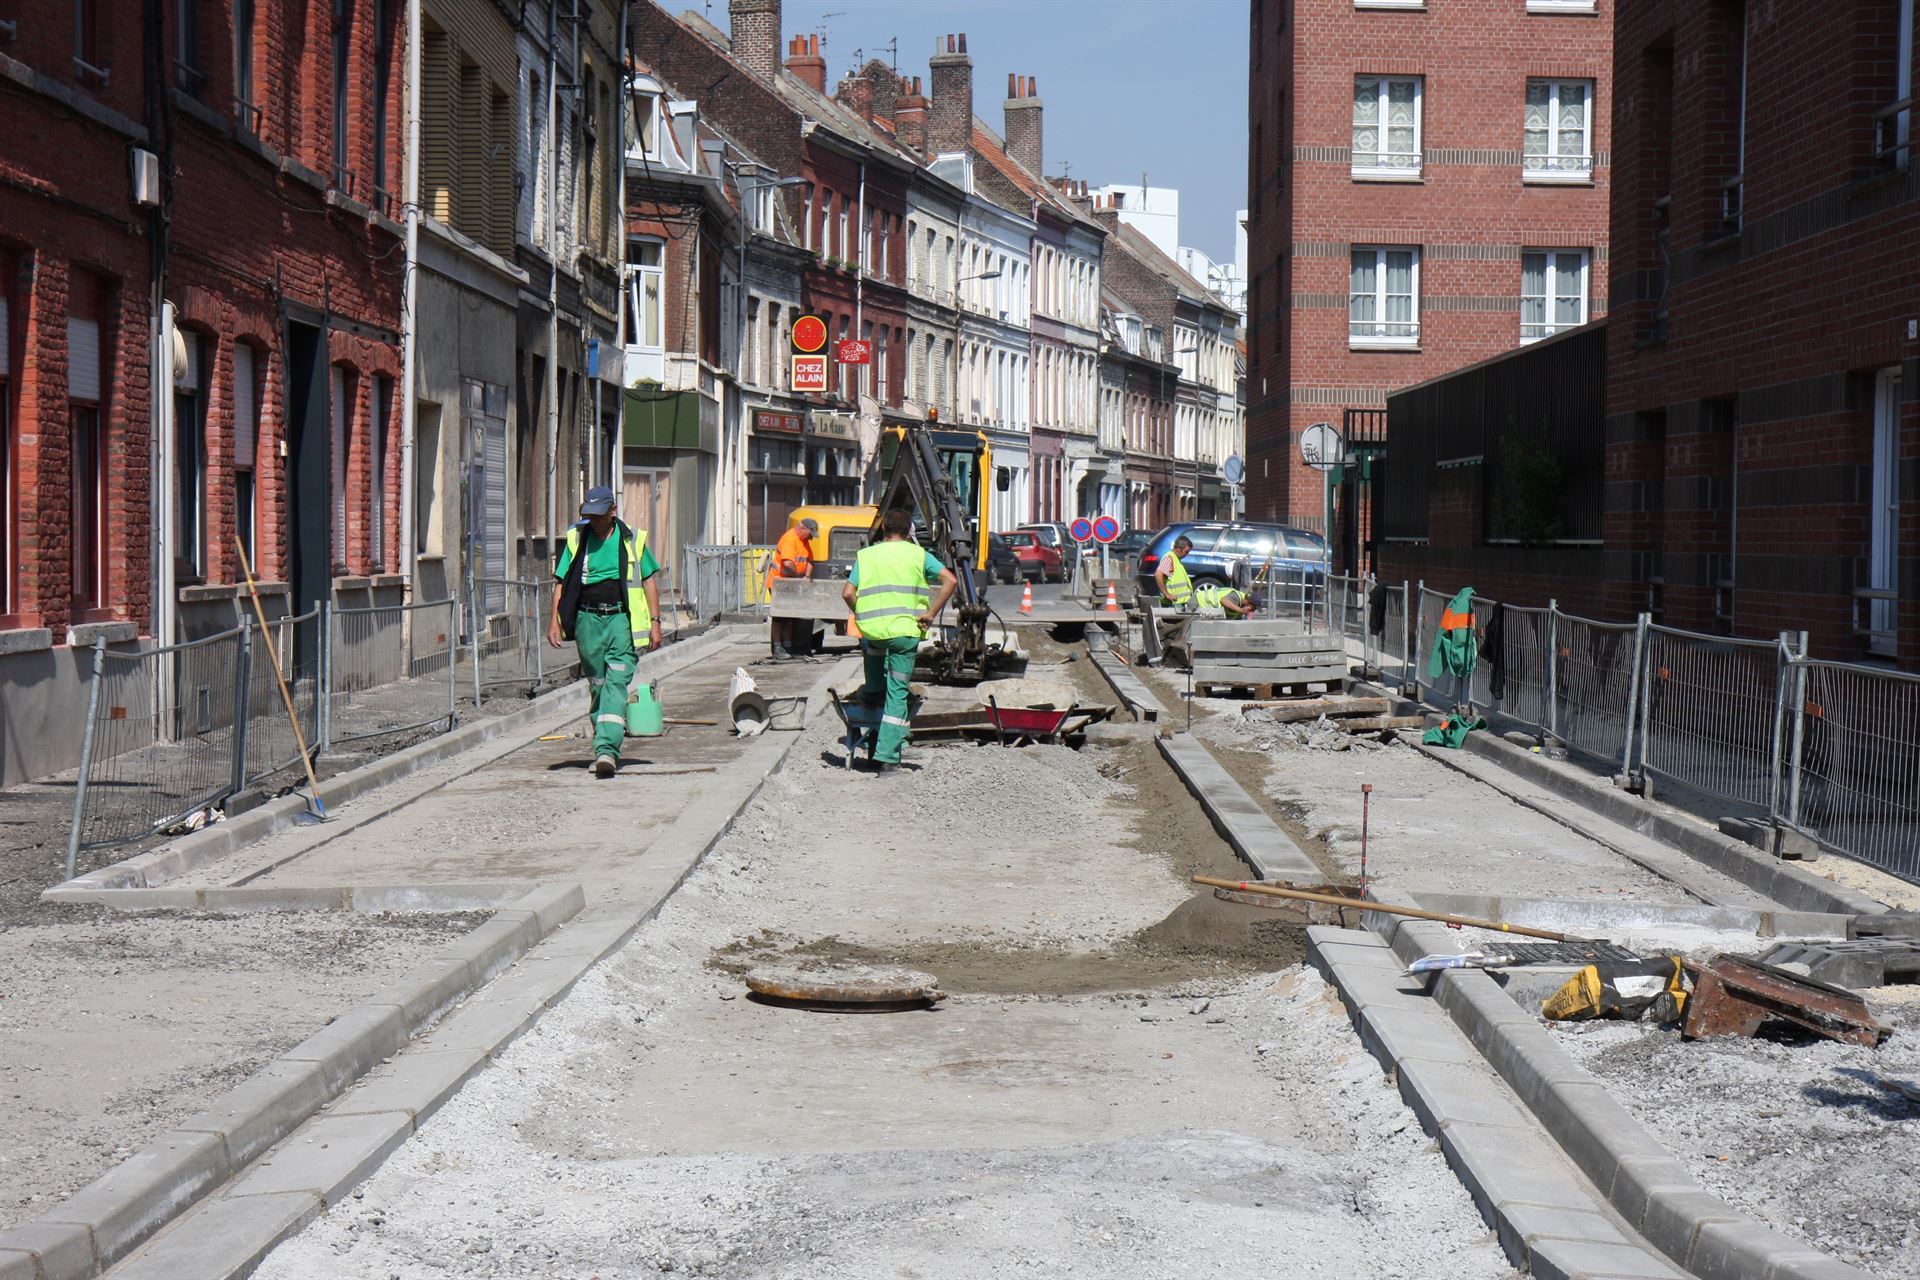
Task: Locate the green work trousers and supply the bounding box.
[861,635,920,764]
[574,609,639,759]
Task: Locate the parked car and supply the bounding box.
[1105,527,1154,560]
[984,533,1023,585]
[1134,521,1329,602]
[1001,530,1066,583]
[1017,522,1075,562]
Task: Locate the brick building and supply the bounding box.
[1245,0,1613,563]
[0,0,405,786]
[1604,0,1918,661]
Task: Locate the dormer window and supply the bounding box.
[628,85,660,159]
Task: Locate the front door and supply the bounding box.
[1871,367,1902,655]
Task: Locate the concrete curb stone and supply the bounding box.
[1155,732,1322,880]
[0,881,581,1280]
[1086,647,1167,722]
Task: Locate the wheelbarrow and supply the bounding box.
[984,697,1076,746]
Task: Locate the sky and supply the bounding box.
[670,0,1250,266]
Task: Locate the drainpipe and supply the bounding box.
[610,0,628,487]
[397,0,421,597]
[853,156,866,401]
[544,1,561,572]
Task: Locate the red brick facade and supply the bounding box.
[1246,0,1613,548]
[1605,0,1920,662]
[1,0,404,639]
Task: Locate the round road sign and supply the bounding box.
[1092,514,1121,544]
[1299,422,1343,472]
[790,314,828,354]
[1223,454,1246,485]
[1069,517,1095,543]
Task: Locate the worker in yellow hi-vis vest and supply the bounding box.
[547,486,662,778]
[840,508,958,768]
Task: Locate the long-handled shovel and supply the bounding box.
[235,537,328,822]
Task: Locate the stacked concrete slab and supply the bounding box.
[1188,619,1349,696]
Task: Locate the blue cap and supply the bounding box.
[579,486,616,516]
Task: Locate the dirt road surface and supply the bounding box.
[255,713,1517,1278]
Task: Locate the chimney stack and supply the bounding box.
[866,61,899,125]
[928,33,972,156]
[1003,74,1042,176]
[896,75,929,154]
[836,70,873,120]
[728,0,781,82]
[785,33,824,93]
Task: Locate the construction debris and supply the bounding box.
[1543,957,1689,1023]
[1683,954,1889,1047]
[1759,938,1920,990]
[1189,875,1579,941]
[1241,695,1391,723]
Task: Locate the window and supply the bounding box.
[1349,246,1419,346]
[1883,0,1914,170]
[629,90,659,158]
[369,374,390,569]
[330,365,352,571]
[175,331,206,579]
[628,239,663,350]
[838,198,850,264]
[1521,250,1589,342]
[233,0,256,124]
[1352,76,1421,176]
[1722,2,1750,235]
[68,272,107,614]
[176,0,204,95]
[371,0,392,206]
[1526,0,1596,11]
[332,0,353,187]
[73,0,105,84]
[1523,79,1593,179]
[232,342,259,572]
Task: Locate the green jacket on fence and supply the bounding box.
[1426,586,1478,679]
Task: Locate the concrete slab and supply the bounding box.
[38,1130,228,1269]
[0,1223,93,1280]
[108,1191,320,1280]
[1529,1237,1689,1280]
[227,1112,414,1203]
[173,1060,332,1171]
[279,1003,407,1095]
[324,1050,485,1126]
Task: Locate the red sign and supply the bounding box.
[836,339,872,365]
[790,314,828,354]
[753,410,803,434]
[790,353,829,394]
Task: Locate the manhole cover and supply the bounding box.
[1486,941,1643,966]
[743,963,946,1012]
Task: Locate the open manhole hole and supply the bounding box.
[743,962,946,1013]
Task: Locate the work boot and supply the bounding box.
[594,754,616,778]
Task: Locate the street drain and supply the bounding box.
[743,962,946,1013]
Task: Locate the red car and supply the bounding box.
[1001,530,1065,584]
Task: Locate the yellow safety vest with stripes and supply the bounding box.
[562,523,654,645]
[1162,554,1194,606]
[853,540,932,641]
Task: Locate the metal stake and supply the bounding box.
[1627,613,1651,784]
[1359,782,1372,884]
[1787,632,1808,828]
[1546,599,1560,743]
[317,599,333,754]
[230,623,253,797]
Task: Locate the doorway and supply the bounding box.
[282,319,330,629]
[1870,367,1902,656]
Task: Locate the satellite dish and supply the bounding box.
[1299,422,1343,473]
[1223,454,1245,485]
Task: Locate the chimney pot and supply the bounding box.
[958,33,967,52]
[784,20,826,93]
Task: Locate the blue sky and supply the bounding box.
[670,0,1249,264]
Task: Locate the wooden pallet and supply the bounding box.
[1196,675,1350,700]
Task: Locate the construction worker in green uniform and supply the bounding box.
[1155,535,1196,608]
[840,508,958,768]
[546,486,663,777]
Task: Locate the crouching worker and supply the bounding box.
[547,486,663,777]
[840,508,958,768]
[1193,583,1257,618]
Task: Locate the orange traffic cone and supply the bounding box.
[1019,581,1034,614]
[1103,581,1121,612]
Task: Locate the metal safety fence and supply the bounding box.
[241,607,322,790]
[325,598,459,748]
[1402,578,1920,884]
[469,577,555,699]
[681,545,776,623]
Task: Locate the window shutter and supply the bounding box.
[68,318,102,401]
[233,343,257,462]
[331,366,348,566]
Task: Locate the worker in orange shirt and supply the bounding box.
[767,516,819,658]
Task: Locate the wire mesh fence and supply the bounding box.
[681,545,776,623]
[1639,624,1795,818]
[242,607,321,789]
[65,627,249,860]
[326,598,460,748]
[1552,614,1642,771]
[1787,661,1920,881]
[1374,580,1414,692]
[1493,605,1552,736]
[469,578,554,698]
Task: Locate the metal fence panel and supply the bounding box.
[471,578,550,695]
[327,599,460,748]
[681,545,775,622]
[1790,661,1920,882]
[67,628,247,853]
[1553,613,1641,769]
[1491,604,1551,734]
[1640,624,1790,816]
[243,608,321,788]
